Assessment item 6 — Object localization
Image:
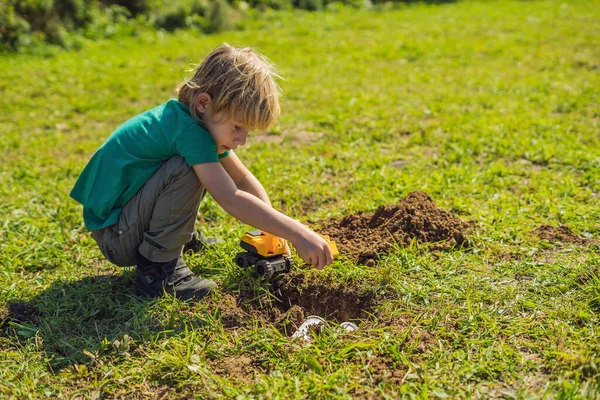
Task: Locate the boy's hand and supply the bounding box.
[193,162,333,270]
[293,229,334,270]
[284,242,291,257]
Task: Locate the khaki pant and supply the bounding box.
[91,156,205,266]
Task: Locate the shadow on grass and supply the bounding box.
[0,271,203,372]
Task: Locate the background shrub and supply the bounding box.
[245,0,293,11]
[0,0,136,50]
[0,3,32,49]
[0,0,456,51]
[293,0,322,11]
[150,0,209,31]
[1,0,239,51]
[205,0,233,33]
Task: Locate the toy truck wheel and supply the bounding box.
[255,260,274,278]
[235,252,251,269]
[284,256,293,272]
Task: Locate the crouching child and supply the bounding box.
[70,44,334,301]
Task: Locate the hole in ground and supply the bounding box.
[215,271,375,336]
[271,271,374,323]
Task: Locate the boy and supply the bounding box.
[70,44,334,302]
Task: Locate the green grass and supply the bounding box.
[1,0,599,397]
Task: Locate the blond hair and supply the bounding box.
[176,44,281,131]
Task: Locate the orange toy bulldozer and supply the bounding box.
[234,230,338,278]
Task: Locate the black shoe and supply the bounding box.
[135,257,216,301]
[183,230,224,254]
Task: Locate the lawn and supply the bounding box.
[1,0,599,397]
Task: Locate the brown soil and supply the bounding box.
[209,191,468,343]
[212,294,251,329]
[271,271,373,323]
[111,384,193,399]
[366,357,408,385]
[1,301,40,329]
[350,357,408,398]
[209,270,373,338]
[533,225,588,245]
[318,191,469,264]
[209,355,257,383]
[273,305,305,335]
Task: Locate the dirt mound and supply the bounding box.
[318,191,469,264]
[533,225,588,245]
[211,193,468,334]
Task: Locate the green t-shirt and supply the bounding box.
[70,99,230,230]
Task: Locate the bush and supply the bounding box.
[1,0,454,51]
[205,0,233,33]
[83,5,133,40]
[245,0,293,11]
[149,0,237,34]
[0,0,239,51]
[0,3,32,49]
[149,0,208,32]
[293,0,322,11]
[0,0,135,51]
[101,0,150,14]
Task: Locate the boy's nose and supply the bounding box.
[235,133,247,146]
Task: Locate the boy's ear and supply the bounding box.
[194,92,212,113]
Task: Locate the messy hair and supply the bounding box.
[176,44,281,131]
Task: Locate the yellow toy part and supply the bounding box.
[240,229,339,260]
[302,225,339,260]
[240,230,287,257]
[320,235,339,259]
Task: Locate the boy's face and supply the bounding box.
[203,110,249,154]
[195,93,250,154]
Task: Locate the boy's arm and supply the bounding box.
[193,162,333,270]
[219,151,270,206]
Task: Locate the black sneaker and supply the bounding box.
[135,257,216,301]
[183,230,224,254]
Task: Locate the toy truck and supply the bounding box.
[234,230,338,278]
[234,230,291,278]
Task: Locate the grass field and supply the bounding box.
[1,0,599,397]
